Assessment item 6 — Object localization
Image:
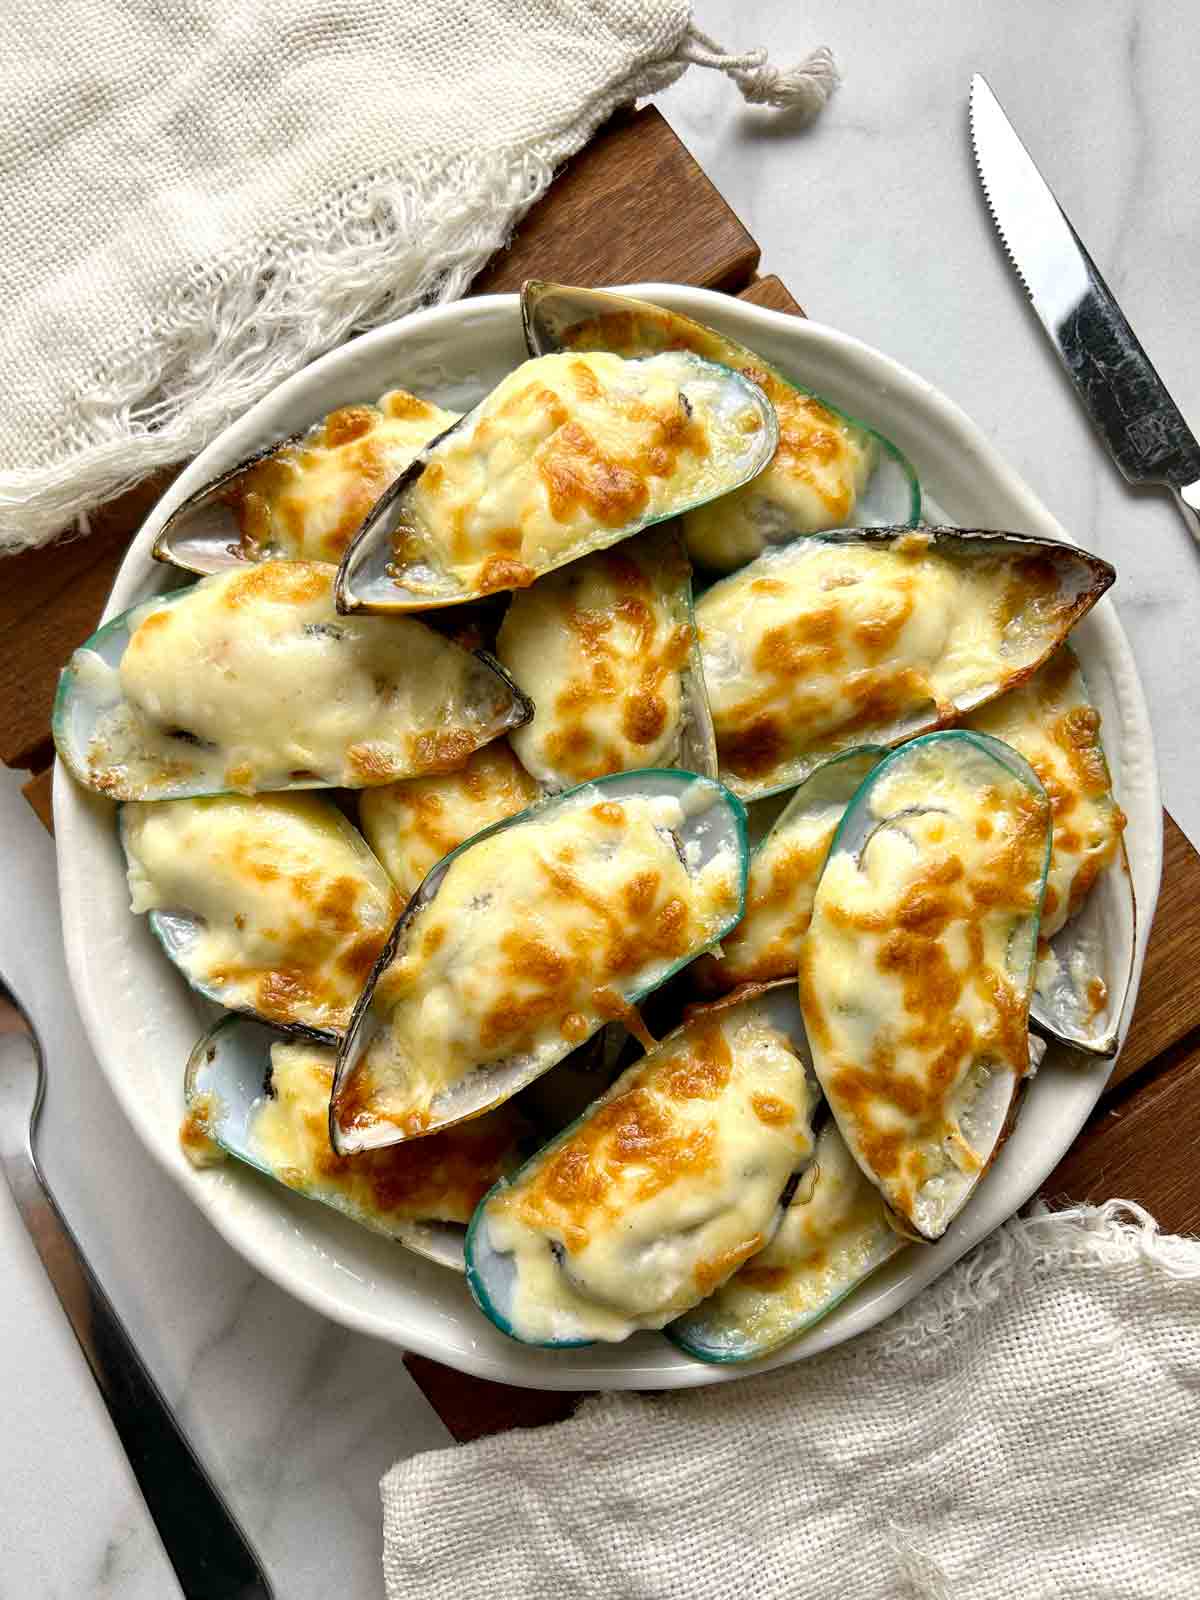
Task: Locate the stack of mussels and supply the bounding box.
[54,283,1134,1363]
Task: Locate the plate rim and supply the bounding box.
[54,283,1163,1391]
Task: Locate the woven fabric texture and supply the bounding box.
[381,1203,1200,1599]
[0,1,835,552]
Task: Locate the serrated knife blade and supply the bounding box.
[969,72,1200,539]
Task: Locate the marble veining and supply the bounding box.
[3,5,1199,1595]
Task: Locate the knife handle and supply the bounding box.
[1178,480,1200,543]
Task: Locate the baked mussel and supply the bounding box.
[153,389,459,576]
[328,769,749,1155]
[465,983,820,1346]
[695,525,1115,802]
[521,279,921,572]
[966,646,1135,1056]
[183,1015,529,1269]
[495,525,717,790]
[121,793,400,1039]
[358,742,541,902]
[799,730,1052,1241]
[334,350,778,613]
[692,748,883,993]
[53,561,531,800]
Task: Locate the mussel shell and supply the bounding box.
[965,649,1136,1059]
[151,395,459,577]
[185,1014,527,1270]
[801,730,1051,1241]
[1029,841,1135,1058]
[465,981,820,1348]
[696,524,1115,803]
[329,768,749,1155]
[53,569,533,802]
[667,1115,906,1364]
[120,793,398,1041]
[151,430,309,576]
[333,351,779,613]
[520,280,922,568]
[497,524,717,791]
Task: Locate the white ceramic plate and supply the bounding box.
[55,285,1161,1391]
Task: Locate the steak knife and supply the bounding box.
[969,73,1200,541]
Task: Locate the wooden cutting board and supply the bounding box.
[5,104,1199,1441]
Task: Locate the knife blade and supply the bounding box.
[969,72,1200,539]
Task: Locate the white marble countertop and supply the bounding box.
[4,4,1199,1595]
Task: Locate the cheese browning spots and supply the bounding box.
[802,739,1050,1234]
[388,351,761,598]
[338,789,739,1139]
[499,536,693,786]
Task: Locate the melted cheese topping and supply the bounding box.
[799,739,1050,1237]
[966,648,1125,940]
[553,304,876,569]
[82,562,517,796]
[483,1007,816,1342]
[697,534,1082,795]
[124,794,400,1033]
[682,383,872,570]
[675,1119,903,1356]
[695,754,879,992]
[390,351,766,598]
[336,787,740,1139]
[227,390,458,563]
[249,1041,524,1224]
[497,537,693,787]
[358,742,539,901]
[550,301,875,571]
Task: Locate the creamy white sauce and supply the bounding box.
[336,785,741,1141]
[482,1002,817,1342]
[696,533,1079,797]
[246,1041,524,1225]
[497,535,691,787]
[674,1119,904,1356]
[391,351,767,598]
[123,793,399,1032]
[548,297,875,572]
[966,648,1124,939]
[358,742,539,902]
[229,389,459,563]
[695,752,879,992]
[77,561,518,797]
[800,737,1050,1237]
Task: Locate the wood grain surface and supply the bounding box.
[5,101,1198,1444]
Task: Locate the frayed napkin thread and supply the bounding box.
[381,1201,1200,1600]
[0,3,836,552]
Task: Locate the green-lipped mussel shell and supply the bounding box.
[800,730,1052,1241]
[496,524,717,792]
[53,565,532,801]
[120,793,399,1041]
[334,350,778,613]
[965,646,1135,1058]
[465,982,820,1348]
[184,1014,530,1270]
[152,392,459,577]
[329,768,749,1155]
[520,280,922,572]
[696,525,1115,803]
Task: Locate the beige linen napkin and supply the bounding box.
[382,1203,1200,1599]
[0,2,835,551]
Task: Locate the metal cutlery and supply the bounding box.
[969,72,1200,541]
[0,972,273,1600]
